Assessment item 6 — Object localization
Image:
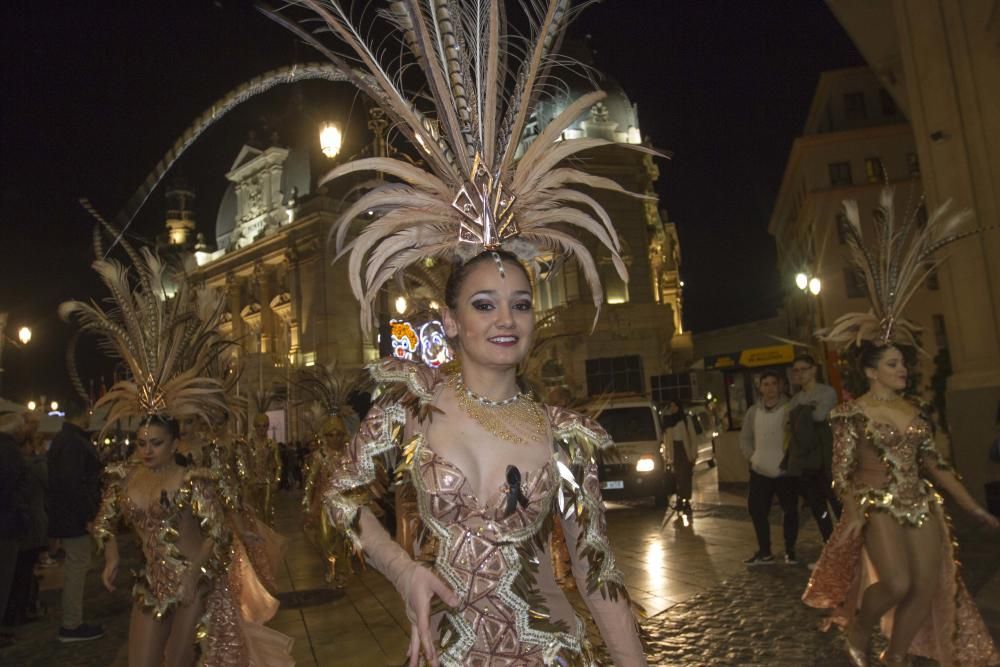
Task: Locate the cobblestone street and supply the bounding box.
[1,466,997,666]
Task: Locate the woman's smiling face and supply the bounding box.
[443,258,534,370]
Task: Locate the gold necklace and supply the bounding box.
[450,373,546,444]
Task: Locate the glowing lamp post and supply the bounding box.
[808,277,822,296]
[27,400,36,411]
[18,326,31,345]
[394,296,408,315]
[319,122,343,159]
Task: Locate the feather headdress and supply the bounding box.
[819,186,976,350]
[60,214,229,433]
[260,1,666,329]
[293,361,361,417]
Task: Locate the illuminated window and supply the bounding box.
[864,157,885,184]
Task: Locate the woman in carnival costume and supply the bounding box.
[61,236,294,666]
[260,2,658,664]
[296,363,363,588]
[802,188,1000,667]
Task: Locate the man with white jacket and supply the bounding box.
[739,370,797,565]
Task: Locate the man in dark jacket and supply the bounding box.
[47,402,104,643]
[0,411,29,649]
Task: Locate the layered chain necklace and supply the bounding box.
[450,373,546,444]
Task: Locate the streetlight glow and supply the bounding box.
[394,296,408,315]
[794,273,808,291]
[808,277,822,295]
[27,400,36,411]
[319,122,343,159]
[50,401,59,412]
[18,326,31,345]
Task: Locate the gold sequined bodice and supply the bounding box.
[831,403,949,527]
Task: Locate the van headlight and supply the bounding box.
[635,456,655,472]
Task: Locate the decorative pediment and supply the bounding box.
[270,291,293,323]
[241,302,263,331]
[230,145,264,172]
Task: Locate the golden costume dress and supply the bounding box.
[803,401,1000,666]
[237,436,281,526]
[93,463,294,666]
[302,444,357,586]
[323,359,644,666]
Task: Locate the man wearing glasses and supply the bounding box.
[788,354,840,544]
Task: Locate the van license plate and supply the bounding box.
[601,480,624,490]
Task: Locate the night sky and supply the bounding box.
[0,1,863,403]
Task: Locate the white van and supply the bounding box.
[589,397,672,506]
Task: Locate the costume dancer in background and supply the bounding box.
[296,363,361,589]
[62,238,294,666]
[802,189,999,667]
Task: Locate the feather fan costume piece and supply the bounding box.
[60,218,229,431]
[260,0,667,330]
[819,186,977,350]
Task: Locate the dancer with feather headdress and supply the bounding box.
[63,225,294,666]
[801,188,999,667]
[258,1,654,664]
[296,362,365,589]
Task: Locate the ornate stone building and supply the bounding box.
[180,76,688,439]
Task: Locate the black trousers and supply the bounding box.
[672,441,693,501]
[747,470,799,556]
[799,468,842,542]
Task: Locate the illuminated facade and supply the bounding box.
[181,75,689,439]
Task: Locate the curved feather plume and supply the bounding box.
[61,228,230,435]
[260,1,669,331]
[819,186,979,351]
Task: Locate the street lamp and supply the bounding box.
[18,326,31,345]
[394,296,408,315]
[27,400,36,411]
[794,273,808,291]
[808,277,822,296]
[319,122,343,159]
[50,400,59,412]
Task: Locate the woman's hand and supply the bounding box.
[971,507,1000,530]
[102,556,119,593]
[837,508,866,544]
[404,564,460,667]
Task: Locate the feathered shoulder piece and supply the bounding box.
[819,186,977,350]
[830,401,865,421]
[548,405,613,460]
[369,357,445,416]
[262,1,665,329]
[60,218,228,434]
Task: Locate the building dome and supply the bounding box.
[214,145,312,249]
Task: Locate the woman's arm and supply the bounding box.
[920,440,1000,528]
[558,459,647,666]
[831,410,866,538]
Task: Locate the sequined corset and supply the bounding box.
[831,403,949,528]
[409,436,586,666]
[121,492,189,616]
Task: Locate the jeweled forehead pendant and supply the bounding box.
[491,251,506,279]
[452,152,518,251]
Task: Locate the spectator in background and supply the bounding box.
[47,401,104,643]
[0,411,29,650]
[740,370,798,565]
[3,420,47,626]
[663,398,695,518]
[788,354,841,543]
